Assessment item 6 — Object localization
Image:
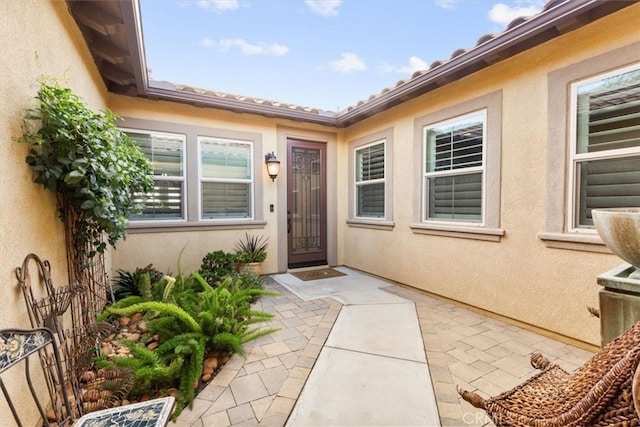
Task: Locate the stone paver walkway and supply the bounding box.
[173,269,596,427]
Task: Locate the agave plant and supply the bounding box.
[234,233,268,263]
[111,264,164,301]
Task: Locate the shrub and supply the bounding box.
[19,79,153,255]
[199,250,237,286]
[100,272,278,418]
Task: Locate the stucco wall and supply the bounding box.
[107,94,341,275]
[107,5,640,347]
[0,1,109,422]
[340,4,640,346]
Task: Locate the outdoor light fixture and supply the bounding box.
[265,152,280,181]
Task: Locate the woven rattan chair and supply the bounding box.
[458,321,640,426]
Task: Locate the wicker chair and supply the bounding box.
[458,321,640,426]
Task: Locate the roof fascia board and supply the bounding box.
[115,0,629,128]
[120,0,336,126]
[335,0,608,126]
[121,0,148,95]
[144,85,338,126]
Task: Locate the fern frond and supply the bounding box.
[212,332,244,356]
[97,295,146,321]
[241,327,281,344]
[107,301,201,332]
[156,332,202,356]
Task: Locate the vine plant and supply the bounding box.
[19,79,153,313]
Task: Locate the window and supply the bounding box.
[347,128,394,229]
[541,43,639,251]
[423,111,485,223]
[411,91,502,241]
[120,117,265,230]
[355,141,385,218]
[199,137,253,219]
[569,64,640,230]
[125,130,186,220]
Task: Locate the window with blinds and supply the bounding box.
[126,130,185,220]
[424,111,485,222]
[355,141,385,218]
[199,137,253,219]
[572,64,640,227]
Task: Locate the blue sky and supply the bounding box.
[140,0,546,112]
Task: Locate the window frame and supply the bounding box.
[122,128,188,223]
[119,117,265,232]
[411,90,503,242]
[567,62,640,234]
[540,42,640,251]
[198,136,255,221]
[422,109,487,226]
[347,128,394,229]
[354,139,386,220]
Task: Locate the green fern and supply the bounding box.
[98,269,279,419]
[106,301,201,332]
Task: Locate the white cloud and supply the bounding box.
[329,52,367,73]
[196,0,239,12]
[488,2,544,26]
[305,0,342,17]
[397,56,428,75]
[204,38,289,56]
[379,56,428,75]
[435,0,458,10]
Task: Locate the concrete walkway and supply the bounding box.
[174,267,595,427]
[281,268,439,426]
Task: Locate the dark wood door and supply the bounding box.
[287,139,327,268]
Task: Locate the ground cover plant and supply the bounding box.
[97,264,278,419]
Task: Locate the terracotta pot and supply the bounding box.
[238,262,262,275]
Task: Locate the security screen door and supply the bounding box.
[287,139,327,268]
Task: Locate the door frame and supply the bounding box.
[276,127,338,272]
[286,139,327,268]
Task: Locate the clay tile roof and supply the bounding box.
[67,0,635,127]
[347,0,567,112]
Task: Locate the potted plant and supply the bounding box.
[234,233,268,274]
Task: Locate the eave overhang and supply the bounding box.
[66,0,635,129]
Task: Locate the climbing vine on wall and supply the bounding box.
[19,79,153,313]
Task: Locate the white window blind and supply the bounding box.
[126,131,185,220]
[424,112,485,222]
[355,141,385,218]
[199,137,253,219]
[572,64,640,227]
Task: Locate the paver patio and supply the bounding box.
[173,268,596,427]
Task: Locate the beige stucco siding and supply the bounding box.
[341,4,640,345]
[108,95,342,275]
[0,0,110,422]
[108,4,640,346]
[0,0,108,334]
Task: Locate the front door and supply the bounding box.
[287,139,327,268]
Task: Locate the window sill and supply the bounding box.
[127,220,267,234]
[346,219,395,230]
[537,232,611,253]
[410,223,504,242]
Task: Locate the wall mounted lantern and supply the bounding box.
[265,152,280,181]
